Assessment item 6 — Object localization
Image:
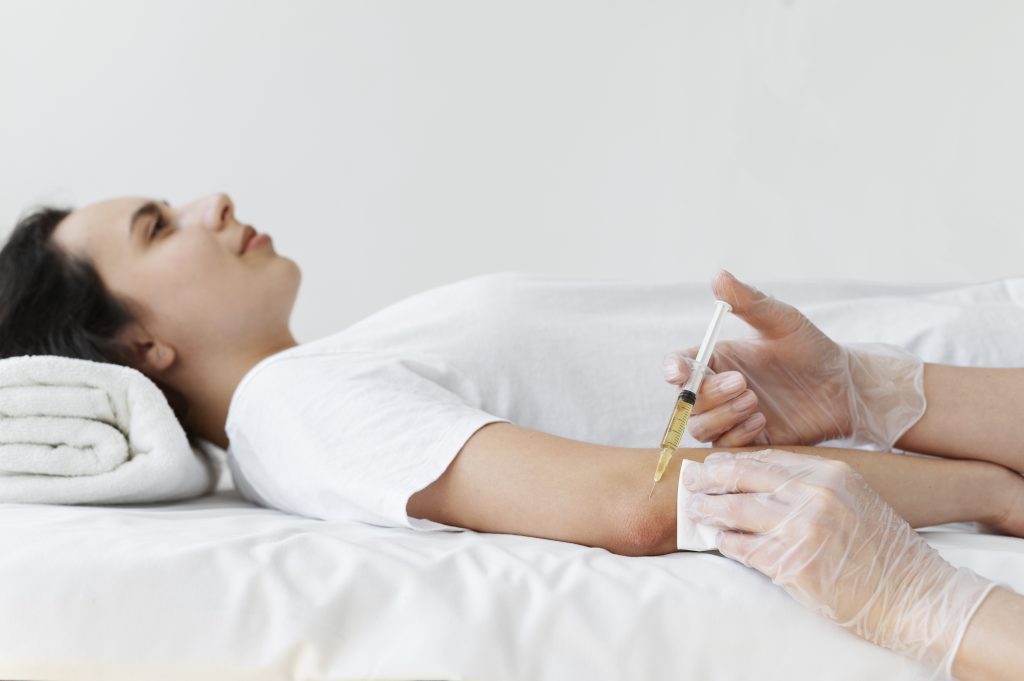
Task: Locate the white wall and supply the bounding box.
[3,1,1022,342]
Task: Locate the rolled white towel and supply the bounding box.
[0,355,220,504]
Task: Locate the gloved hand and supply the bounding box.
[663,270,927,450]
[683,449,999,680]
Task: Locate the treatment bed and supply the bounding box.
[2,275,1024,681]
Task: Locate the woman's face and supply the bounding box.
[52,192,301,370]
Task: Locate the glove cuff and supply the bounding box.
[844,343,927,451]
[853,531,997,678]
[941,576,1000,680]
[901,565,998,679]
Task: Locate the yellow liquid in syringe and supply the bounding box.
[653,390,696,482]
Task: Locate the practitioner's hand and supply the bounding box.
[683,449,998,678]
[663,270,926,450]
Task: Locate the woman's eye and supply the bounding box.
[150,216,168,238]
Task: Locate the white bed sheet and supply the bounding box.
[0,487,1020,681]
[3,276,1024,681]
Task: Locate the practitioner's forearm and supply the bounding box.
[895,364,1024,473]
[642,445,1012,555]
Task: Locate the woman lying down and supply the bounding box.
[1,192,1022,681]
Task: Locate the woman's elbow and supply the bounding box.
[614,499,676,557]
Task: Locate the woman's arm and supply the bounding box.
[895,364,1024,473]
[408,422,1018,557]
[952,587,1024,681]
[643,442,1020,555]
[407,422,661,556]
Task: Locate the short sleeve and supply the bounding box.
[225,351,511,531]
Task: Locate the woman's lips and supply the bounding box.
[243,232,271,253]
[239,226,256,254]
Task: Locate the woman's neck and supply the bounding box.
[181,335,300,450]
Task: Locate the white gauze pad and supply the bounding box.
[677,458,720,552]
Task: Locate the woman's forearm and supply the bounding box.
[643,444,1013,555]
[952,586,1024,681]
[894,364,1024,473]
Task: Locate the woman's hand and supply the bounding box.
[683,449,998,678]
[663,270,926,450]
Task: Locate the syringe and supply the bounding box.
[648,300,732,499]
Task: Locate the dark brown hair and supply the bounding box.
[0,204,196,443]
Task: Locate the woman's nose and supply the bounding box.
[204,193,235,229]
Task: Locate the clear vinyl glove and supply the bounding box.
[663,270,927,451]
[684,449,999,680]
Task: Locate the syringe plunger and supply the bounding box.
[683,300,731,393]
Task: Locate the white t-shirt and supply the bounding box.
[225,271,720,532]
[225,271,1024,532]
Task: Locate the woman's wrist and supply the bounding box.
[923,457,1018,532]
[975,463,1024,535]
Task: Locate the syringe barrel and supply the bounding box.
[682,364,708,394]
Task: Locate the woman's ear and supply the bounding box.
[114,322,177,374]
